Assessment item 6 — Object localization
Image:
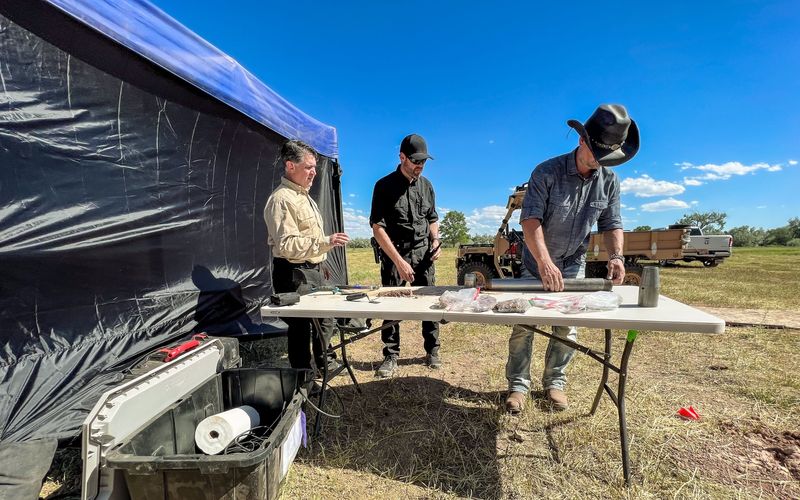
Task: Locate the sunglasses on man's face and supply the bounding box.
[408,157,427,166]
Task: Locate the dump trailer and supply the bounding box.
[585,228,691,284]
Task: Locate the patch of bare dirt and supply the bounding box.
[696,307,800,330]
[672,419,800,500]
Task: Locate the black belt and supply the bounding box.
[273,257,319,269]
[393,240,428,252]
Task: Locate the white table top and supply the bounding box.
[261,286,725,334]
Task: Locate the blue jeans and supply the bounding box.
[506,258,586,394]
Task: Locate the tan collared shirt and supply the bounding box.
[264,177,331,264]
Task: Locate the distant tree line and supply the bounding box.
[727,219,800,247]
[348,237,372,248]
[674,211,799,247]
[348,211,800,248]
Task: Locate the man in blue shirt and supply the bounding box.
[505,104,639,414]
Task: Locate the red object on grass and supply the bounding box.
[677,406,701,421]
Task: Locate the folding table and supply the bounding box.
[261,285,725,485]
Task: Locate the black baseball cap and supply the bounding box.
[400,134,434,161]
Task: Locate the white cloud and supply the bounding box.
[789,159,798,166]
[690,200,699,205]
[342,207,372,238]
[621,175,685,198]
[464,205,508,235]
[489,139,495,144]
[757,205,767,209]
[679,161,783,184]
[640,198,690,212]
[683,178,703,186]
[348,193,356,198]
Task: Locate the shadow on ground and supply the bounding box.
[301,376,507,499]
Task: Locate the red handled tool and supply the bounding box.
[157,333,207,362]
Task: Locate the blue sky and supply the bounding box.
[156,0,799,237]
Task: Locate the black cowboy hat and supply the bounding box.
[567,104,639,167]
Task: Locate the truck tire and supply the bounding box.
[623,265,643,286]
[702,259,719,267]
[457,261,495,287]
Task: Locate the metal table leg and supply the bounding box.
[590,329,613,415]
[531,326,637,486]
[311,318,329,438]
[310,318,402,437]
[617,330,637,485]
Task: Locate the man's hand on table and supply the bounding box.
[539,259,564,291]
[606,259,625,285]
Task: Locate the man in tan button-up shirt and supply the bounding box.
[264,140,349,375]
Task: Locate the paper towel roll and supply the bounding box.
[195,405,260,455]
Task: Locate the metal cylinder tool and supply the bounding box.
[486,278,612,292]
[637,266,660,307]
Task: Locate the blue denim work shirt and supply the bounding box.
[520,150,622,274]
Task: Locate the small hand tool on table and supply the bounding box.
[344,291,379,303]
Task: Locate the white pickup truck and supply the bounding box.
[662,225,733,267]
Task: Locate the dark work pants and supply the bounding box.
[380,246,440,358]
[271,258,335,372]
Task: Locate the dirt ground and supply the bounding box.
[697,307,800,330]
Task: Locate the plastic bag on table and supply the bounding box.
[492,298,533,313]
[531,291,623,314]
[437,288,497,312]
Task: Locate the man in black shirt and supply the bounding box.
[369,134,442,377]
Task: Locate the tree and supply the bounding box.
[676,211,727,233]
[762,226,794,246]
[633,225,651,231]
[788,217,800,239]
[469,233,494,244]
[728,226,765,247]
[439,211,470,247]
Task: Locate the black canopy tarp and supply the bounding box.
[0,0,346,459]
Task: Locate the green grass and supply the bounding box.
[657,247,800,309]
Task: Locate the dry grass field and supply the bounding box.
[41,247,800,499]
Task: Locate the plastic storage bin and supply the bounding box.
[105,367,305,500]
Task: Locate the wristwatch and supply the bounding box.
[609,253,624,262]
